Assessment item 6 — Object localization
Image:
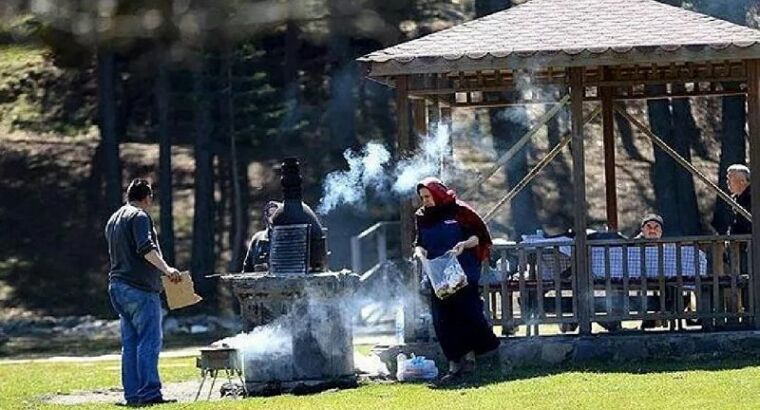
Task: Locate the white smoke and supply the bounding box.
[317,142,392,214]
[213,318,293,381]
[392,125,455,194]
[318,124,462,214]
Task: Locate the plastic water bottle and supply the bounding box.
[396,353,408,381]
[395,307,405,345]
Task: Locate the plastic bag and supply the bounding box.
[396,354,439,381]
[421,252,468,300]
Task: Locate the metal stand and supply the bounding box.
[194,367,245,401]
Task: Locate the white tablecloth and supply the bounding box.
[519,236,708,279]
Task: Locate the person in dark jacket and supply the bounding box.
[727,164,751,316]
[105,179,181,406]
[414,177,500,382]
[242,201,281,272]
[727,164,751,235]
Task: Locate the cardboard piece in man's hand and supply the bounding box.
[161,271,202,310]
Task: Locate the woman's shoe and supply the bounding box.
[461,359,476,375]
[435,370,463,386]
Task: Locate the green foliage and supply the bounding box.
[0,44,95,136]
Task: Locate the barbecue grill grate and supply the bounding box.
[269,224,310,276]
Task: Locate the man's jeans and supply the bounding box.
[108,280,163,404]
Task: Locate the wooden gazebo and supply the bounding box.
[358,0,760,335]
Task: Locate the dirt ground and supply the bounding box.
[35,350,389,406]
[41,381,215,405]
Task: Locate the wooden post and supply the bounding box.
[397,76,414,260]
[377,224,388,264]
[600,67,619,231]
[428,97,445,176]
[351,236,361,274]
[441,105,453,175]
[745,59,760,329]
[397,76,418,341]
[429,96,440,132]
[413,99,428,136]
[569,67,591,334]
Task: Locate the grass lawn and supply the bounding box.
[3,356,760,409]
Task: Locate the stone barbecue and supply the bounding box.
[219,158,359,395]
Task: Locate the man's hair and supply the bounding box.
[727,164,751,182]
[126,179,153,202]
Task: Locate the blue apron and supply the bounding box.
[419,218,480,284]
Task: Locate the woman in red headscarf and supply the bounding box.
[414,177,499,382]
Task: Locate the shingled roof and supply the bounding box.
[358,0,760,77]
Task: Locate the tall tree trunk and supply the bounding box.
[476,0,540,235]
[713,89,747,234]
[491,107,540,236]
[223,50,246,273]
[670,84,701,235]
[156,56,175,265]
[615,109,645,161]
[96,49,122,212]
[692,0,751,234]
[216,156,228,257]
[281,16,302,143]
[327,0,357,149]
[646,85,679,235]
[545,101,573,230]
[191,59,216,297]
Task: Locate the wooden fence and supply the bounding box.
[480,235,753,336]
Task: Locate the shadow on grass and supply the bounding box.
[429,357,760,391]
[0,333,223,359]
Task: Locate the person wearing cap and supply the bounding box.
[635,213,664,330]
[242,201,282,272]
[635,214,664,240]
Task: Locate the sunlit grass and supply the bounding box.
[3,355,760,409]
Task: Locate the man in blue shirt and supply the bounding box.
[105,179,181,406]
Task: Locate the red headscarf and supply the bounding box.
[415,177,493,261]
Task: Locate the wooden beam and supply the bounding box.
[412,99,427,136]
[450,99,566,109]
[746,59,760,329]
[615,106,751,222]
[464,95,570,198]
[601,68,619,230]
[569,66,592,335]
[482,106,602,222]
[609,88,746,101]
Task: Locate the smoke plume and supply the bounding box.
[318,125,462,214]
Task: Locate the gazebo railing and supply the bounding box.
[485,235,753,336]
